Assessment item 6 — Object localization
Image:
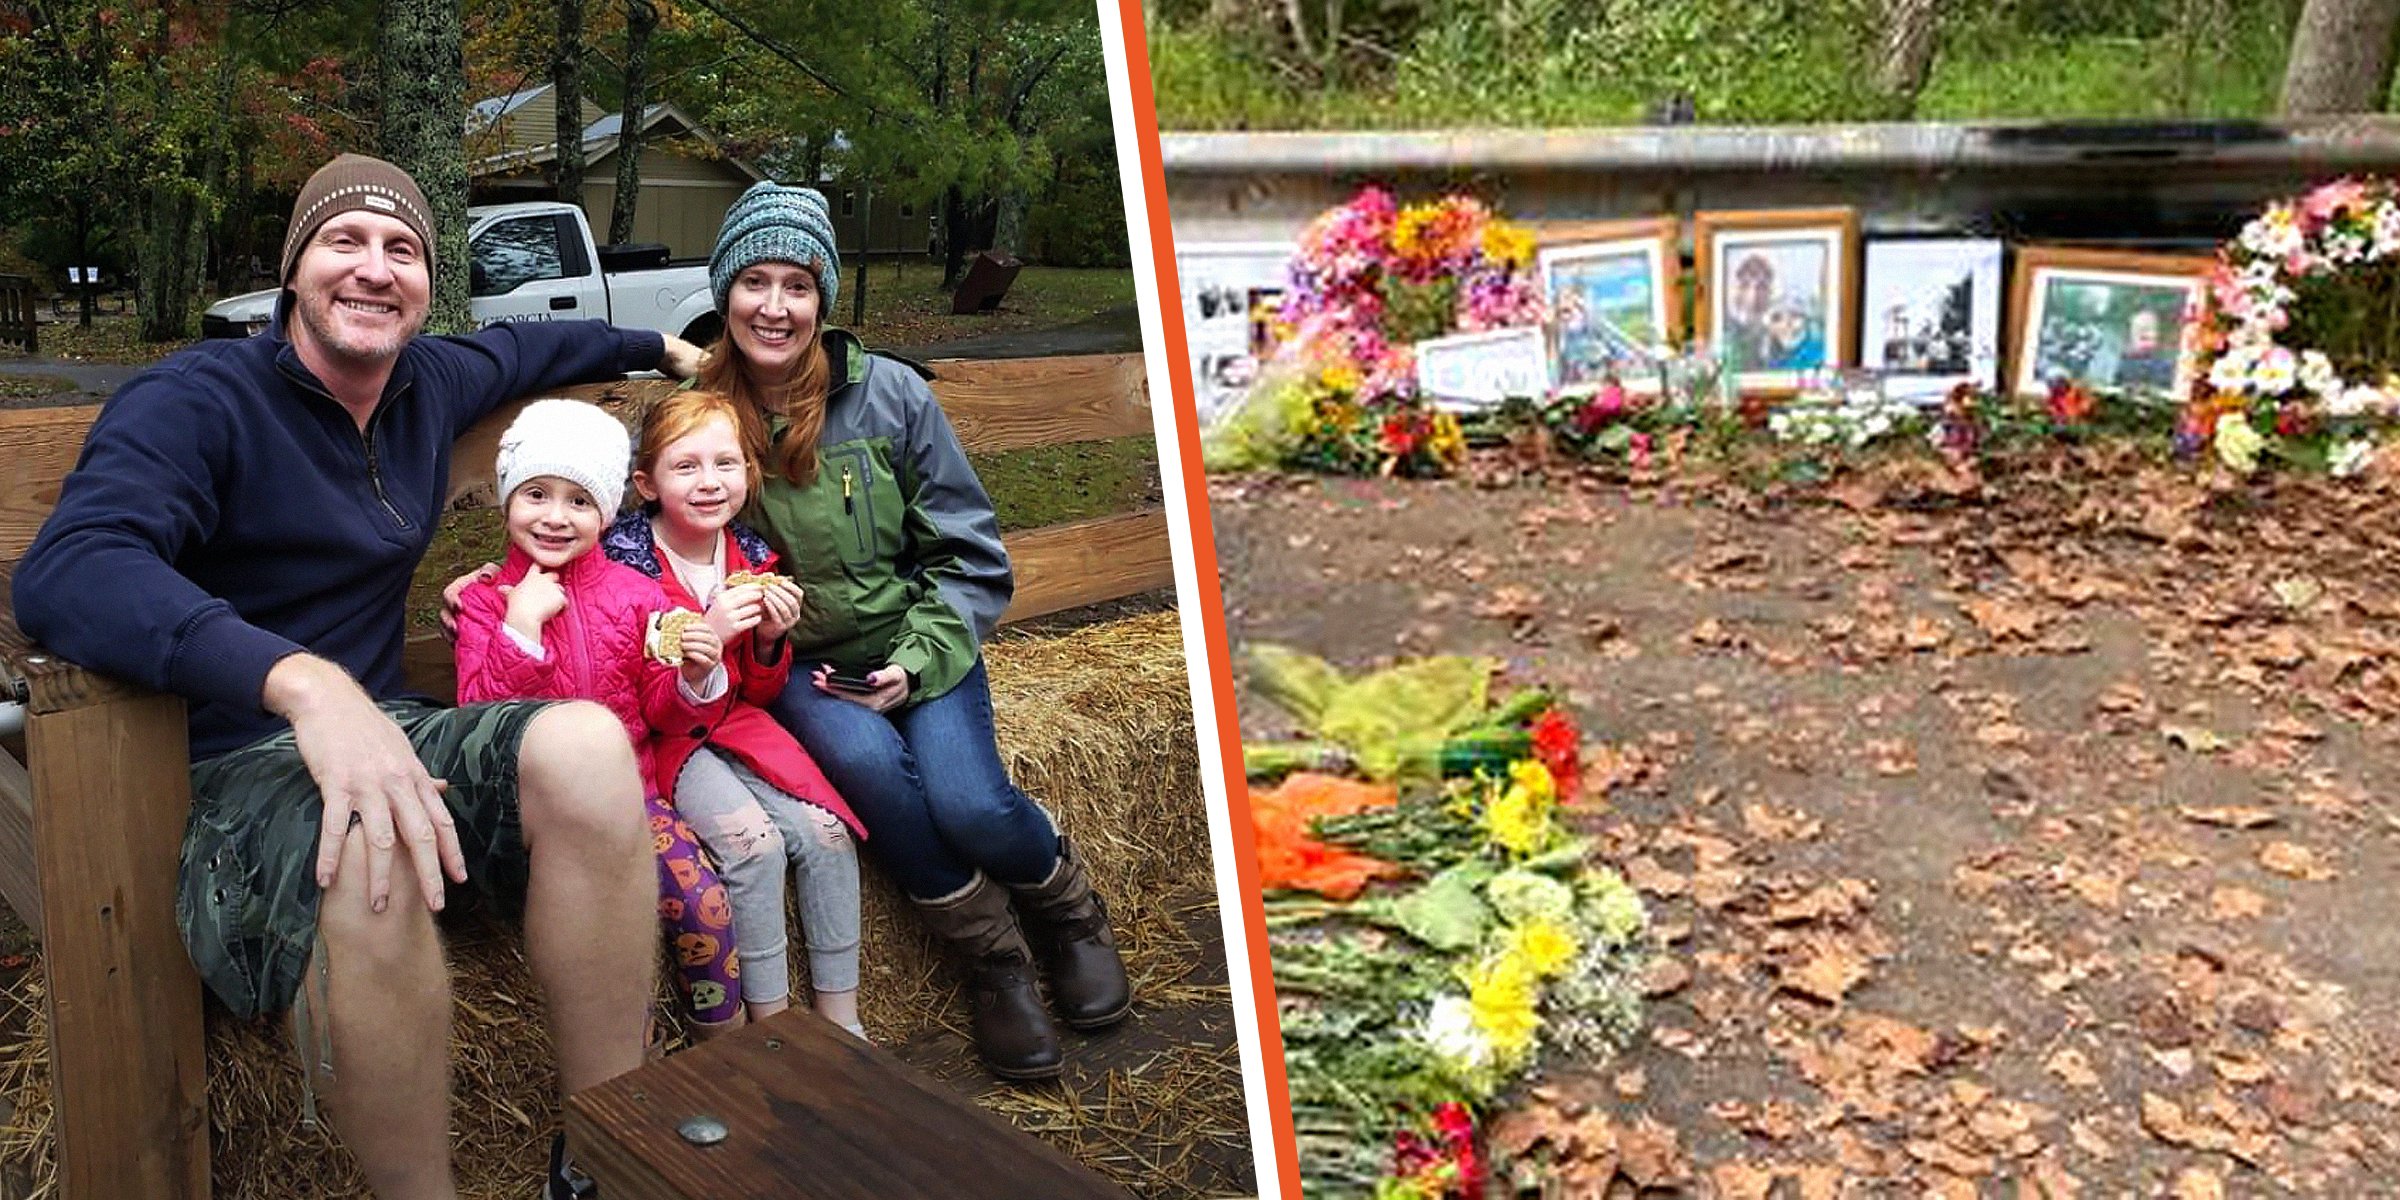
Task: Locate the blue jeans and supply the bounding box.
[768,658,1060,900]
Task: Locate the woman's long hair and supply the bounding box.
[699,272,834,487]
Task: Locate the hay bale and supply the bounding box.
[0,611,1248,1198]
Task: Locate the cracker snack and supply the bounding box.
[648,609,704,664]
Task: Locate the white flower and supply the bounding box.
[2375,203,2400,258]
[2209,345,2257,393]
[2251,346,2298,395]
[2299,350,2339,397]
[2331,438,2375,478]
[1419,992,1495,1073]
[2330,384,2381,417]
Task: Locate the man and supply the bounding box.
[13,154,704,1199]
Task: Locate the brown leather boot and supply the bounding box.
[1010,838,1132,1030]
[913,874,1063,1081]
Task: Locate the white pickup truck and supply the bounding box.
[201,200,721,344]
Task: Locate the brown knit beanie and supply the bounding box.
[279,154,438,284]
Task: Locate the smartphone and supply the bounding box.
[822,669,882,693]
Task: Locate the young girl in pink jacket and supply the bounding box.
[602,388,867,1037]
[451,398,746,1035]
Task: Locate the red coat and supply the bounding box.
[601,512,862,837]
[453,545,715,788]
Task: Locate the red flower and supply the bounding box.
[1530,708,1581,798]
[2046,379,2096,426]
[2275,401,2310,437]
[1381,416,1421,457]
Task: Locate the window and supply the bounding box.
[471,216,567,297]
[841,191,857,218]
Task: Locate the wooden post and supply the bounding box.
[30,692,209,1200]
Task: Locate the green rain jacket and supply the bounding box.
[744,330,1012,704]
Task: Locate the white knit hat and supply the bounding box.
[496,399,630,516]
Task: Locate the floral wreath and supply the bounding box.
[1210,188,1545,477]
[2192,177,2400,476]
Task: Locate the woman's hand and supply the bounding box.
[815,664,908,713]
[754,578,804,643]
[439,562,502,640]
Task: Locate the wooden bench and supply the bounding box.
[0,352,1171,1199]
[0,275,34,354]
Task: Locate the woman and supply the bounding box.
[695,180,1129,1080]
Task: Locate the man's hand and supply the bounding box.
[265,656,463,914]
[814,663,909,714]
[439,562,501,640]
[659,335,710,380]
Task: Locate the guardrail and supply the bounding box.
[1162,117,2400,247]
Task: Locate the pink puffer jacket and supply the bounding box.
[453,545,721,783]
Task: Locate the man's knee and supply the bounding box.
[519,702,643,850]
[316,834,443,977]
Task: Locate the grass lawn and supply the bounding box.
[0,374,74,400]
[840,261,1134,349]
[405,435,1161,630]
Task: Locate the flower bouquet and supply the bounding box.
[1203,188,1544,478]
[2191,177,2400,476]
[1244,649,1647,1198]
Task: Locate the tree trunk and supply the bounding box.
[378,0,472,333]
[941,184,971,287]
[608,0,656,247]
[553,0,585,207]
[992,189,1025,257]
[1873,0,1943,118]
[2280,0,2400,115]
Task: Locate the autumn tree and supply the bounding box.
[608,0,655,245]
[378,0,471,332]
[554,0,585,204]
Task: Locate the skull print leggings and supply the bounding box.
[647,792,742,1024]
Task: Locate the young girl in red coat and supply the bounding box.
[451,398,747,1036]
[601,388,868,1038]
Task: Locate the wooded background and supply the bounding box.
[0,0,1130,339]
[1150,0,2400,134]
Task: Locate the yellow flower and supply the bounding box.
[1464,950,1541,1063]
[1484,759,1558,857]
[2214,411,2265,474]
[1320,360,1363,395]
[1429,412,1467,467]
[1393,204,1439,258]
[1506,918,1580,978]
[1482,220,1535,268]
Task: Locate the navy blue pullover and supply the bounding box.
[12,311,664,760]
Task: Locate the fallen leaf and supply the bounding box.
[1963,596,2045,640]
[2046,1047,2102,1090]
[1782,944,1871,1004]
[1641,958,1693,998]
[1710,1161,1777,1200]
[2162,723,2228,753]
[2178,805,2280,829]
[2170,1167,2225,1200]
[2259,841,2335,881]
[2209,886,2269,921]
[1614,1118,1688,1188]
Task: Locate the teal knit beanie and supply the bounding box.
[710,182,840,316]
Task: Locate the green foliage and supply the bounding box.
[1149,0,2311,130]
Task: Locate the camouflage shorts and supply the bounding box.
[177,698,555,1019]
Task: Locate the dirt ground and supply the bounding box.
[1215,452,2400,1196]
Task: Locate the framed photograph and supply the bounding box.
[1536,218,1680,394]
[1862,238,2004,403]
[2008,246,2212,400]
[1414,327,1550,412]
[1174,241,1295,423]
[1694,208,1861,395]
